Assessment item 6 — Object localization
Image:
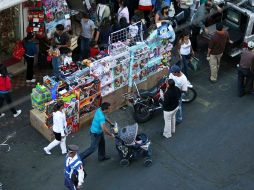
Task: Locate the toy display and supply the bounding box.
[42,0,72,38]
[31,83,52,111]
[129,42,150,85]
[26,0,45,38]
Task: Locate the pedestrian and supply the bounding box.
[237,41,254,97]
[64,145,85,190]
[0,64,22,118]
[51,24,70,78]
[80,13,96,60]
[176,0,193,23]
[117,0,130,24]
[94,17,112,50]
[191,0,222,51]
[177,30,194,77]
[80,102,114,162]
[207,23,229,83]
[155,5,171,24]
[161,79,181,138]
[43,100,67,155]
[24,32,37,83]
[168,65,188,125]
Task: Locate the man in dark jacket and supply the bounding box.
[238,41,254,97]
[161,79,181,138]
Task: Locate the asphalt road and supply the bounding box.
[0,55,254,190]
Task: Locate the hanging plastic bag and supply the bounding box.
[12,41,25,60]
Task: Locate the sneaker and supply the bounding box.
[13,110,22,118]
[30,79,36,83]
[26,80,31,83]
[43,147,51,155]
[0,113,5,118]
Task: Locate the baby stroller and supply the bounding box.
[112,123,152,167]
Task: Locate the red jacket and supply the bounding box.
[0,75,12,91]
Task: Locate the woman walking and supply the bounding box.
[161,79,181,138]
[177,31,194,78]
[44,100,67,155]
[0,64,22,118]
[24,32,37,83]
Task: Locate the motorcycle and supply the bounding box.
[123,76,197,123]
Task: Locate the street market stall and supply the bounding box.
[30,23,174,141]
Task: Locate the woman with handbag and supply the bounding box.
[43,100,67,155]
[0,64,22,118]
[177,30,194,77]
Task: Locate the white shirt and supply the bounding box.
[52,111,67,136]
[168,73,188,92]
[180,40,192,55]
[118,7,129,23]
[65,154,84,186]
[63,56,73,65]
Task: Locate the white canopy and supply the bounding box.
[0,0,26,12]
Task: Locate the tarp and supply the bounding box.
[0,0,26,12]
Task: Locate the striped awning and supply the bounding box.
[0,0,26,12]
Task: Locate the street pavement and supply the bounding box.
[0,55,254,190]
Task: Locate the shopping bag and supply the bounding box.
[12,41,25,60]
[189,56,199,71]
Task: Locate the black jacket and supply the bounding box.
[162,86,181,111]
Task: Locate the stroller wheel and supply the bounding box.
[120,159,130,167]
[144,158,152,167]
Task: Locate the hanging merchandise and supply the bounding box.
[129,42,150,86]
[42,0,72,38]
[26,0,45,38]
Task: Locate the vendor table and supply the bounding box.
[30,68,168,142]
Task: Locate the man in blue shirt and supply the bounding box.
[80,102,114,162]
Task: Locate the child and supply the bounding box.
[0,64,22,118]
[48,44,61,77]
[63,48,73,66]
[90,41,100,58]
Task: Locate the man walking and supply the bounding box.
[64,145,85,190]
[80,102,114,162]
[80,13,95,60]
[207,23,229,82]
[168,65,188,125]
[237,41,254,97]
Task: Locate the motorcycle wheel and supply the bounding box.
[182,88,197,103]
[134,103,152,123]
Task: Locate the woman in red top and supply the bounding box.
[0,64,21,118]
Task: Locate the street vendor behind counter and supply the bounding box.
[52,24,71,54]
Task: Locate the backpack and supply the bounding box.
[13,41,25,60]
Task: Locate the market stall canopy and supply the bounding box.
[0,0,26,12]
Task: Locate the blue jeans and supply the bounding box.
[52,57,61,77]
[181,54,190,78]
[80,36,91,60]
[80,132,105,161]
[64,177,76,190]
[176,98,183,124]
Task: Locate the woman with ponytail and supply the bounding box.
[43,100,67,155]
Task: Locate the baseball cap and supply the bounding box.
[68,144,79,152]
[170,65,181,73]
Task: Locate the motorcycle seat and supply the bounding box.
[139,86,158,97]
